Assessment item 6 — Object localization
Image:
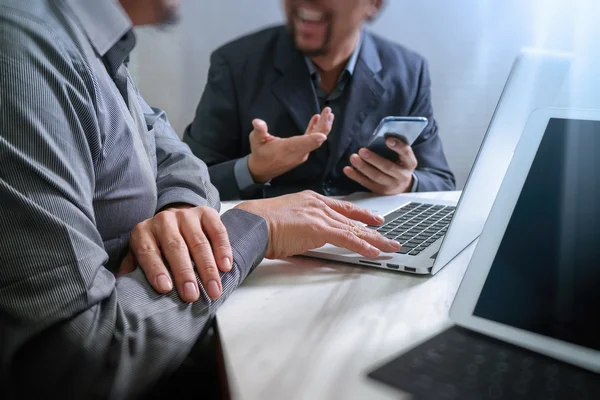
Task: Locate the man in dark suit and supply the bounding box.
[184,0,455,200]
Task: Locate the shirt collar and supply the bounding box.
[305,30,363,80]
[67,0,133,57]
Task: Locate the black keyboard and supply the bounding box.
[371,202,455,256]
[369,326,600,400]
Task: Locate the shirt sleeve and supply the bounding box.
[0,16,268,399]
[234,155,271,192]
[410,172,420,192]
[135,90,222,212]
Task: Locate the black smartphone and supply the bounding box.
[366,116,428,161]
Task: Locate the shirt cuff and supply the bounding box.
[234,155,269,192]
[156,188,210,212]
[410,173,419,193]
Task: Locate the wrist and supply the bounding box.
[235,200,275,258]
[247,154,270,183]
[156,203,194,214]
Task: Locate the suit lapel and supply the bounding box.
[325,32,385,177]
[271,30,320,134]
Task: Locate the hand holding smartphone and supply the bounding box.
[365,116,428,161]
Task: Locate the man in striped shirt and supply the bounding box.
[0,0,399,398]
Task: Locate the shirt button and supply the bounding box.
[323,180,333,194]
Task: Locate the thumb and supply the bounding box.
[250,119,271,143]
[117,251,137,277]
[288,132,327,155]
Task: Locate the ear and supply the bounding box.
[366,0,384,21]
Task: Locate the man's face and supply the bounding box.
[120,0,180,25]
[283,0,379,56]
[152,0,180,24]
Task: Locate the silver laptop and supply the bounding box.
[305,49,573,275]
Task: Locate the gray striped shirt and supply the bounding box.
[0,0,268,398]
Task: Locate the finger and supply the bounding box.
[179,212,222,301]
[153,212,199,303]
[386,138,417,167]
[116,251,137,277]
[250,119,273,143]
[319,207,400,253]
[357,148,404,178]
[349,154,396,186]
[201,209,233,273]
[130,223,174,294]
[343,166,384,194]
[313,193,385,226]
[330,218,401,254]
[315,107,334,135]
[322,227,382,258]
[303,114,321,135]
[286,132,327,156]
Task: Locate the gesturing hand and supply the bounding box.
[235,191,401,259]
[344,137,418,195]
[247,107,334,183]
[119,205,232,302]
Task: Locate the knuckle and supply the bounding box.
[174,265,196,278]
[188,236,211,253]
[136,242,159,257]
[165,238,186,252]
[144,262,166,274]
[154,211,173,225]
[309,198,326,209]
[201,263,219,276]
[202,206,218,218]
[340,230,356,242]
[214,243,232,255]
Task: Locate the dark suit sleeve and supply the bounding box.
[409,59,456,192]
[183,51,261,200]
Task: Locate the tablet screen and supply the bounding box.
[473,118,600,351]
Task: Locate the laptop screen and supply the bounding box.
[473,118,600,351]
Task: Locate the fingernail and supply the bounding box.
[184,282,198,300]
[328,114,334,123]
[223,257,232,271]
[360,149,370,159]
[156,274,173,292]
[374,215,385,224]
[207,280,222,299]
[390,240,401,248]
[387,138,397,147]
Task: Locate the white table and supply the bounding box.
[218,191,474,400]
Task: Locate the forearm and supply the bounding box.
[209,158,265,201]
[3,209,267,399]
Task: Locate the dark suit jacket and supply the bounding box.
[183,26,455,200]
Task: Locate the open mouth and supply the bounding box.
[293,6,329,41]
[296,7,325,23]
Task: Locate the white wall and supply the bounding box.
[131,0,600,188]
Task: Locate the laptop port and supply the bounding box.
[404,267,417,273]
[386,264,400,270]
[359,260,381,266]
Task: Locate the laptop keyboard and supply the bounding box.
[369,326,600,400]
[372,202,456,256]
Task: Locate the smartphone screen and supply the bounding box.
[366,117,428,161]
